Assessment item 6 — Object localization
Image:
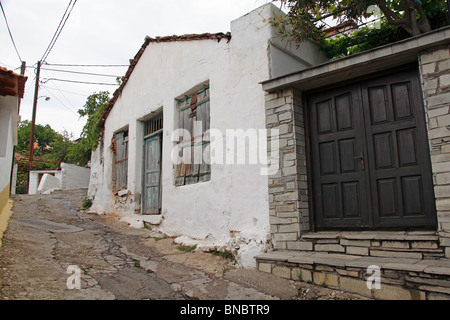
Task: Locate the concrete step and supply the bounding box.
[255,250,450,300]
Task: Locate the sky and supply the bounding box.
[1,0,278,139]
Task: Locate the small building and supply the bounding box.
[0,67,27,237]
[257,26,450,299]
[88,4,326,267]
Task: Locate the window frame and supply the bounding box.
[112,128,129,191]
[175,86,211,186]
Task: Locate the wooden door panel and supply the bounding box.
[143,134,162,215]
[309,84,370,229]
[308,68,436,230]
[362,69,436,229]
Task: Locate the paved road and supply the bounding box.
[0,189,293,300]
[0,189,364,301]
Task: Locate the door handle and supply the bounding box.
[353,152,365,171]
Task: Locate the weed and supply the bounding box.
[210,249,236,262]
[80,265,93,275]
[82,197,93,210]
[133,259,141,268]
[177,244,197,253]
[143,222,152,231]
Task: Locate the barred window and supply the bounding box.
[175,87,211,186]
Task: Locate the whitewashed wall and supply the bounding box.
[0,95,16,197]
[88,4,324,267]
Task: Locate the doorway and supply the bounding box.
[307,68,436,230]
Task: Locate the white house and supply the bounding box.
[0,66,27,240]
[88,4,326,267]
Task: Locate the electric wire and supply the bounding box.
[44,63,129,68]
[40,67,121,78]
[40,0,77,63]
[41,85,89,97]
[41,70,79,112]
[42,78,119,86]
[0,0,23,63]
[40,86,78,116]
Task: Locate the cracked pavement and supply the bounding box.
[0,189,364,301]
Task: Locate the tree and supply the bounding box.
[273,0,448,43]
[16,120,59,157]
[75,91,110,156]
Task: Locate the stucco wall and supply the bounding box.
[88,4,321,267]
[0,95,17,209]
[61,163,90,190]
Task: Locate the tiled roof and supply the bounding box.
[0,66,28,98]
[98,32,231,127]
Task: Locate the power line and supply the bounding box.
[41,0,77,63]
[41,85,88,97]
[42,78,119,86]
[40,67,121,78]
[44,63,130,68]
[42,70,79,111]
[0,0,23,63]
[41,86,78,116]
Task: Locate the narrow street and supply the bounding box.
[0,189,363,301]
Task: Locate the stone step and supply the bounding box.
[294,231,445,259]
[255,250,450,300]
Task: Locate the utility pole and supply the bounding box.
[29,61,41,170]
[17,61,26,114]
[10,61,26,195]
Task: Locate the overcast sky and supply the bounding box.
[1,0,278,139]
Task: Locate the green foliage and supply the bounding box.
[14,91,111,194]
[177,244,198,252]
[16,120,59,156]
[319,21,410,59]
[210,249,236,262]
[82,197,93,210]
[272,0,448,58]
[76,91,110,154]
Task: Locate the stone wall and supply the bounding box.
[419,44,450,258]
[266,44,450,258]
[419,44,450,233]
[265,88,310,250]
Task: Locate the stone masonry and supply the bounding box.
[265,89,310,250]
[419,44,450,258]
[265,44,450,258]
[262,32,450,300]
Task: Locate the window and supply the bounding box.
[144,113,163,137]
[175,87,210,186]
[112,129,129,190]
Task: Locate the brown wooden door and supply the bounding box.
[362,69,436,229]
[308,68,436,230]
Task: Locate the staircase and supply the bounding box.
[256,231,450,300]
